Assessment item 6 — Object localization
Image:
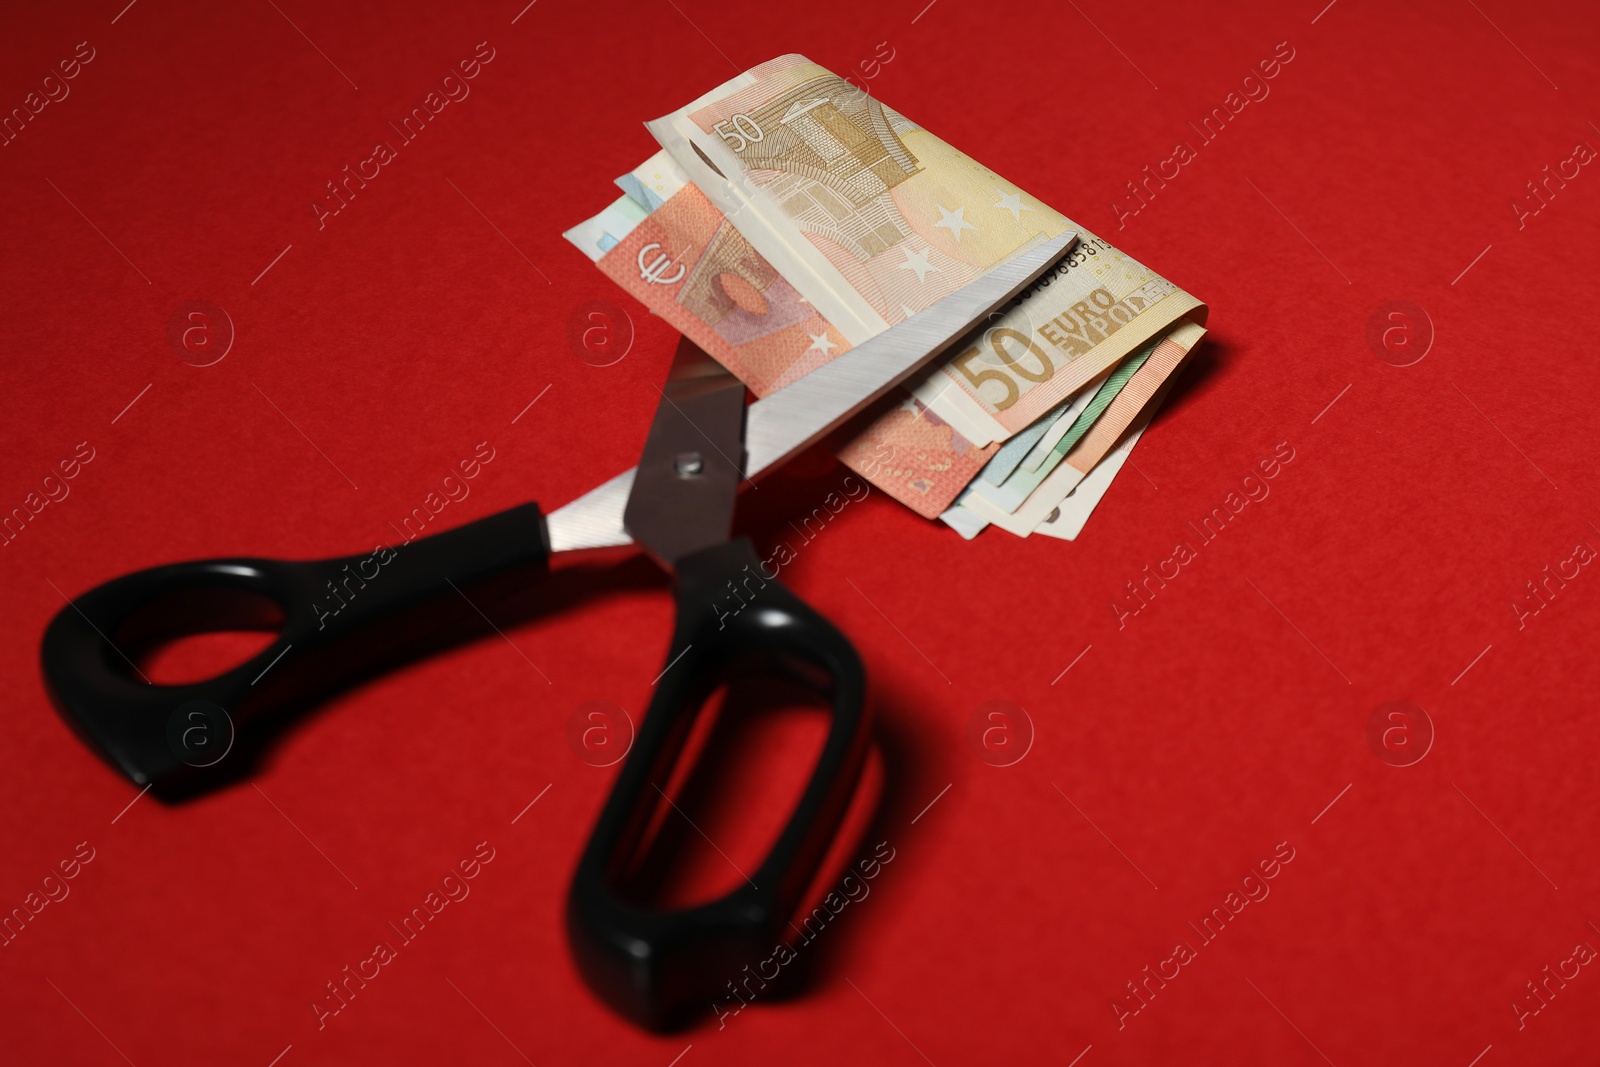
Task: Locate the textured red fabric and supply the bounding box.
[2,1,1598,1064]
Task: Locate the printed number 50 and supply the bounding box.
[951,329,1054,412]
[714,114,764,153]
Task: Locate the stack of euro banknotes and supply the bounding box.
[565,55,1206,540]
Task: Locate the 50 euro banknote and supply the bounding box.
[645,53,1206,447]
[947,318,1206,537]
[565,150,1003,516]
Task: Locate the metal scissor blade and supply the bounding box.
[545,232,1077,554]
[623,337,746,568]
[744,231,1076,480]
[546,468,636,553]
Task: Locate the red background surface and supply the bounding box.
[3,0,1598,1063]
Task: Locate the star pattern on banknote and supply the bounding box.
[897,246,939,284]
[806,330,837,355]
[994,190,1033,221]
[934,205,977,242]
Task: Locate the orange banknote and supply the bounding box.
[566,161,1002,517]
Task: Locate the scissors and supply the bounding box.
[39,233,1073,1029]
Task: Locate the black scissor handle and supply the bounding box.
[567,537,871,1030]
[39,503,550,797]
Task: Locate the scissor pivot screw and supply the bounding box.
[673,452,704,478]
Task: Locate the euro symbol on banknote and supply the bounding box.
[637,242,686,285]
